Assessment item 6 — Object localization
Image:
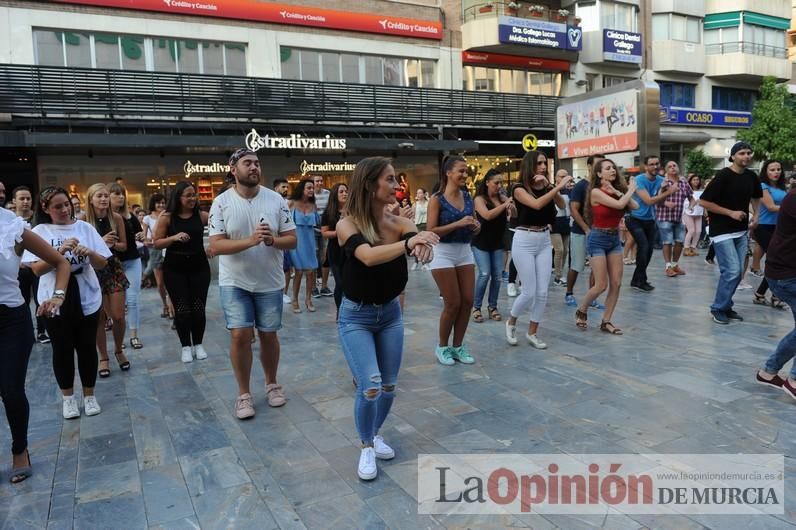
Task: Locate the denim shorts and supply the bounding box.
[586,229,623,257]
[219,286,283,332]
[657,221,685,244]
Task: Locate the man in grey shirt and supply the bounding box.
[311,175,332,297]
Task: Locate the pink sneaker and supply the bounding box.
[265,384,286,407]
[235,393,255,419]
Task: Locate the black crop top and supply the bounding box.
[512,184,557,227]
[114,215,142,262]
[341,232,415,304]
[167,213,205,256]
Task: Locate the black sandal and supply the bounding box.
[575,309,588,329]
[98,359,111,378]
[9,449,32,484]
[600,321,623,335]
[115,351,131,371]
[129,337,143,349]
[753,292,768,305]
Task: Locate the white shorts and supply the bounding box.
[429,242,475,270]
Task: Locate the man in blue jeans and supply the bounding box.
[699,141,762,324]
[627,156,677,292]
[754,186,796,396]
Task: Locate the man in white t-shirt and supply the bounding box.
[311,175,332,298]
[209,148,296,420]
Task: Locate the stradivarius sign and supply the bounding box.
[245,129,347,151]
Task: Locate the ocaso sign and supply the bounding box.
[49,0,443,40]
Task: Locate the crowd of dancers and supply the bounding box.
[1,140,794,484]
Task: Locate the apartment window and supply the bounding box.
[652,14,701,43]
[575,2,599,32]
[712,87,757,112]
[743,24,787,57]
[280,47,437,88]
[600,1,638,32]
[463,65,561,96]
[658,81,696,108]
[33,29,246,75]
[603,75,633,88]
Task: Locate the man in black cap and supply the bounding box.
[699,141,762,324]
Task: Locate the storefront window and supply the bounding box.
[64,32,91,68]
[34,30,64,66]
[94,33,121,69]
[33,28,246,75]
[280,47,436,88]
[321,52,340,83]
[204,42,225,75]
[225,44,246,76]
[176,40,200,74]
[463,65,561,96]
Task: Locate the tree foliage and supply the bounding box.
[684,149,714,181]
[737,77,796,163]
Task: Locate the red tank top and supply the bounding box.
[591,189,625,229]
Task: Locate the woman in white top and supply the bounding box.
[22,186,111,421]
[411,188,429,270]
[1,205,69,484]
[143,193,170,317]
[682,173,705,256]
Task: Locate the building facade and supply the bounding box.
[0,0,791,205]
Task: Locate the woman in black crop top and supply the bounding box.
[505,150,572,350]
[320,182,348,314]
[110,182,146,352]
[336,157,438,481]
[154,182,211,364]
[86,183,130,377]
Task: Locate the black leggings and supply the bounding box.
[164,256,210,347]
[754,225,776,296]
[47,308,100,390]
[0,304,34,455]
[18,267,45,333]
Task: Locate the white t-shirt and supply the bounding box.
[314,188,330,215]
[208,186,296,293]
[142,213,159,239]
[0,208,25,307]
[22,220,112,315]
[683,189,704,217]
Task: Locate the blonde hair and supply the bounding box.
[85,183,117,233]
[108,181,130,219]
[346,157,392,244]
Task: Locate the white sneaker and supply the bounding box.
[181,346,193,363]
[410,262,418,271]
[505,320,518,346]
[193,344,208,360]
[507,283,518,297]
[737,280,754,290]
[282,294,291,304]
[62,396,80,419]
[526,333,548,349]
[373,435,395,460]
[83,395,102,416]
[421,264,430,271]
[358,447,377,480]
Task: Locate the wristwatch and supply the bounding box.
[53,289,66,299]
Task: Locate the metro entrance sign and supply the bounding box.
[49,0,443,40]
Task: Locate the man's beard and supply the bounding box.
[237,173,260,188]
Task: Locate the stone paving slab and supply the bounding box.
[0,254,795,528]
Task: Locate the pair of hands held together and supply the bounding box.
[406,231,440,264]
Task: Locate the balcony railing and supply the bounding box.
[0,64,560,129]
[705,42,787,59]
[463,1,577,25]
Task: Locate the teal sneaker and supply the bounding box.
[434,345,455,366]
[451,345,475,364]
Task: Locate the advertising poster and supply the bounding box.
[557,88,639,159]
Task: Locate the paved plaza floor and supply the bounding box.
[1,252,795,529]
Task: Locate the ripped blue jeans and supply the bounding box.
[338,296,403,444]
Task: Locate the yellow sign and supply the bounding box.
[522,133,538,152]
